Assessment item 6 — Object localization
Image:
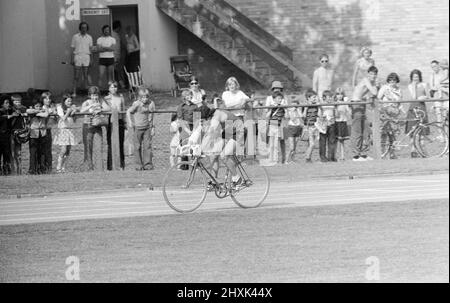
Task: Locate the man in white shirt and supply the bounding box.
[429,60,443,98]
[313,54,334,100]
[71,22,93,97]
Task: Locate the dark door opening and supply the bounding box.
[110,5,140,77]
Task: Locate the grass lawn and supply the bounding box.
[0,199,448,282]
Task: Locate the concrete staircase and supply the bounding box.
[156,0,310,90]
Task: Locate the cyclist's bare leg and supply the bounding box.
[221,139,241,183]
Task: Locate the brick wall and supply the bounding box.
[178,0,449,94]
[177,25,264,96]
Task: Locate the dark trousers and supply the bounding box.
[134,127,153,169]
[0,133,12,175]
[107,120,126,170]
[86,126,103,170]
[29,135,45,174]
[82,123,89,162]
[350,110,370,158]
[319,124,337,161]
[42,129,53,173]
[10,135,22,175]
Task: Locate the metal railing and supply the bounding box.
[3,97,448,175]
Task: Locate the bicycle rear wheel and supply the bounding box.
[414,122,449,158]
[230,158,270,209]
[162,161,207,213]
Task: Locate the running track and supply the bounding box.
[0,173,448,226]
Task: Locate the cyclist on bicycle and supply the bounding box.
[193,77,251,187]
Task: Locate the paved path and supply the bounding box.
[0,173,448,226]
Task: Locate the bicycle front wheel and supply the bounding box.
[162,161,207,213]
[414,122,449,158]
[230,158,270,209]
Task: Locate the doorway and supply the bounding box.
[110,5,140,87]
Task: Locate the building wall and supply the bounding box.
[226,0,449,92]
[0,0,178,94]
[0,0,49,93]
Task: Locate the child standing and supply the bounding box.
[169,115,180,168]
[54,95,77,173]
[377,72,403,159]
[10,95,28,175]
[26,100,49,174]
[127,87,155,171]
[80,86,111,170]
[174,90,197,169]
[284,98,304,163]
[318,90,337,162]
[0,98,13,175]
[302,90,320,163]
[266,91,287,165]
[42,92,57,173]
[334,88,351,161]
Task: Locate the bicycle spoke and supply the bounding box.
[163,162,207,213]
[230,158,270,208]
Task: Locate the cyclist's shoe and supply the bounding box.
[231,177,243,189]
[206,181,217,192]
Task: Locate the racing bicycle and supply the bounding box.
[162,145,270,213]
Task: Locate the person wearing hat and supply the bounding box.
[265,81,287,164]
[313,54,335,99]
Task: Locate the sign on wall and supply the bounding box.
[81,8,111,16]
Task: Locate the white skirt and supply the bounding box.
[53,129,76,146]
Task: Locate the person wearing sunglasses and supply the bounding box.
[188,76,206,107]
[313,54,334,100]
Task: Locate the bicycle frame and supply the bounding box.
[380,108,425,157]
[184,155,247,199]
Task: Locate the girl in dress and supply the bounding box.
[54,94,77,173]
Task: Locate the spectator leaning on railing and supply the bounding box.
[54,94,78,173]
[0,97,13,175]
[80,86,111,171]
[26,100,49,175]
[10,95,27,175]
[302,90,320,163]
[41,92,57,174]
[318,90,337,163]
[350,65,379,162]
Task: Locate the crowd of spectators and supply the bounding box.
[1,35,449,176]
